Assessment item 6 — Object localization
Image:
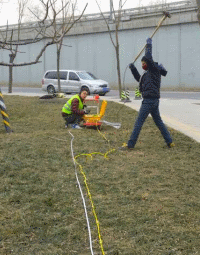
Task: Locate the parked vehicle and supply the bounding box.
[41,70,110,96]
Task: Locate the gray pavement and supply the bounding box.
[106,96,200,143]
[2,90,200,143]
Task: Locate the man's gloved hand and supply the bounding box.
[83,104,87,109]
[84,109,91,114]
[129,63,135,69]
[158,63,164,69]
[146,38,152,44]
[158,63,167,76]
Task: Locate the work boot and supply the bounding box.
[71,124,82,129]
[118,143,134,151]
[167,142,175,148]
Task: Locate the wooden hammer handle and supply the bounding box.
[133,14,169,64]
[150,14,167,38]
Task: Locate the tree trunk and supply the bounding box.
[115,27,122,98]
[57,47,61,93]
[115,46,122,99]
[8,54,16,93]
[196,0,200,24]
[110,0,113,20]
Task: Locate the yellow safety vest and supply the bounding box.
[62,94,84,114]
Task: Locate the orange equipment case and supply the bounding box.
[83,95,107,127]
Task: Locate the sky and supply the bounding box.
[0,0,183,26]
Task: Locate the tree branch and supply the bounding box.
[0,39,55,66]
[0,60,42,67]
[0,38,43,46]
[0,0,87,67]
[95,0,116,48]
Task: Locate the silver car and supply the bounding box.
[41,70,110,96]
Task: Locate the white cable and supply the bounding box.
[122,64,129,92]
[68,131,94,255]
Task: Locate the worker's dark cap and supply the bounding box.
[141,56,149,63]
[79,87,89,95]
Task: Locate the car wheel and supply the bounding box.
[81,86,90,95]
[47,85,56,94]
[99,93,106,96]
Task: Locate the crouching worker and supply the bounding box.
[121,38,175,150]
[61,87,90,129]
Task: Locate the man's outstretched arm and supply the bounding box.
[129,63,141,82]
[144,38,157,70]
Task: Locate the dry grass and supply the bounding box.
[0,96,200,255]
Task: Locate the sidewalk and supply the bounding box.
[106,96,200,143]
[4,92,200,143]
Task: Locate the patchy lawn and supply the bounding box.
[0,95,200,255]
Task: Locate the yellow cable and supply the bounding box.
[75,159,105,255]
[52,126,123,254]
[74,126,120,254]
[97,128,110,144]
[75,148,115,255]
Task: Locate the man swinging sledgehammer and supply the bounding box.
[120,38,175,150]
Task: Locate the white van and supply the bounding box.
[41,70,110,96]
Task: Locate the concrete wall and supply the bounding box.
[0,1,200,90]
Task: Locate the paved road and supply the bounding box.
[106,96,200,143]
[106,90,200,100]
[2,87,200,100]
[2,87,200,143]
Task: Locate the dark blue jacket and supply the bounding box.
[130,43,167,99]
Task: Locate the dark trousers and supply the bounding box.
[62,114,82,125]
[128,98,172,148]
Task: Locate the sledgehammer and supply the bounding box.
[133,11,171,64]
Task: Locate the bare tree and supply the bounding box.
[1,0,29,93]
[47,0,87,93]
[0,0,87,93]
[95,0,128,98]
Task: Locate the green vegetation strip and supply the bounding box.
[0,96,200,255]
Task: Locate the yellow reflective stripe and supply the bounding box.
[1,110,8,118]
[0,93,3,98]
[3,120,10,126]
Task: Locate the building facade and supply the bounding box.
[0,0,200,90]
